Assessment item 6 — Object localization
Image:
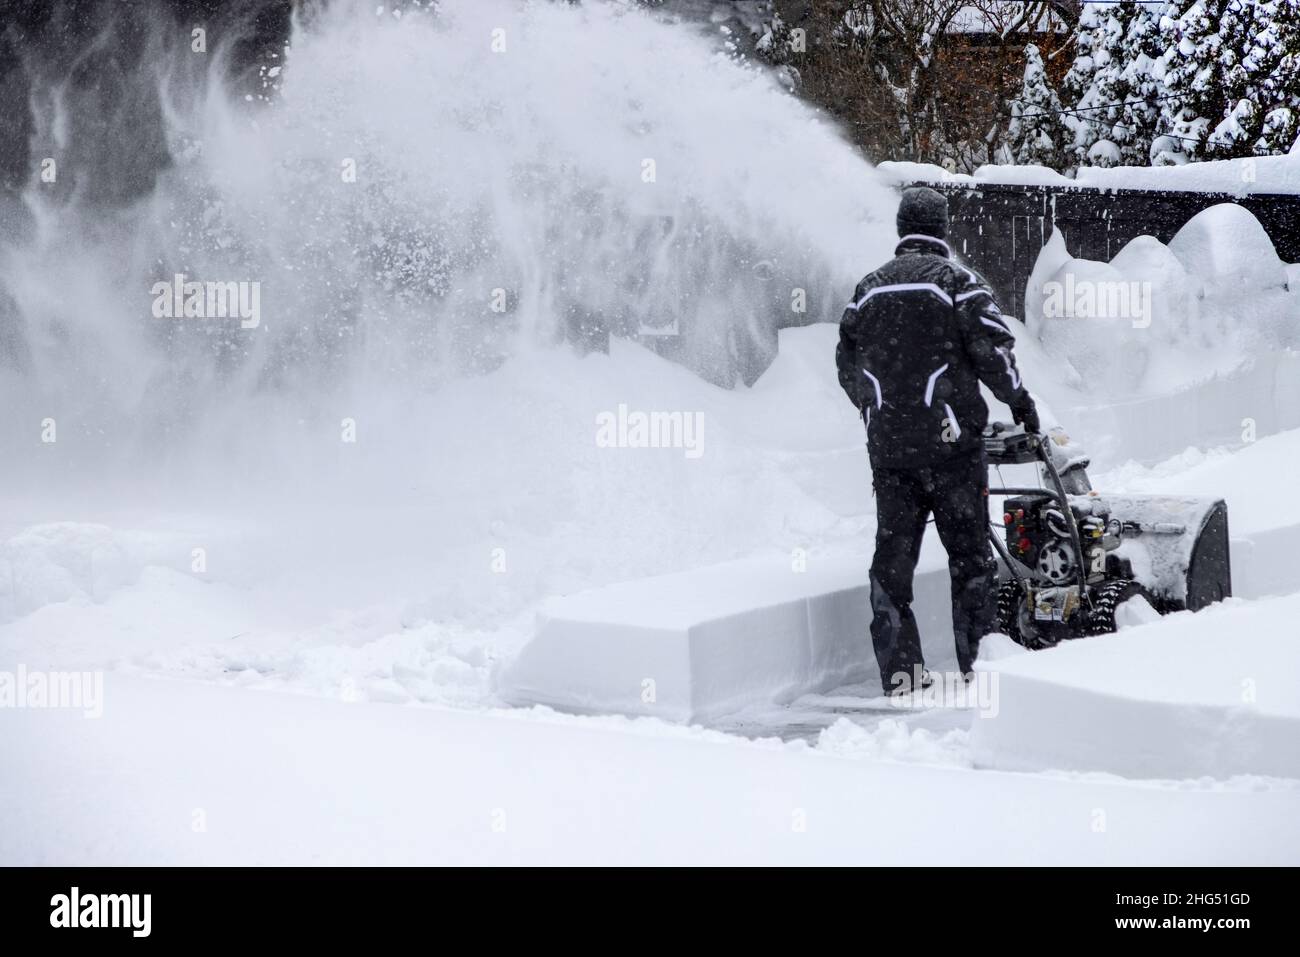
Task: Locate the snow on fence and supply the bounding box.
[878,160,1300,320]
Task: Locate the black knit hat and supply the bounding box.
[896,186,949,239]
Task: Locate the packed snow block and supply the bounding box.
[495,556,959,722]
[1230,523,1300,601]
[495,558,872,721]
[969,594,1300,780]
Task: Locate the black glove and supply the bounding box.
[1012,400,1040,436]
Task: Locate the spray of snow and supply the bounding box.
[0,0,894,499]
[0,1,904,709]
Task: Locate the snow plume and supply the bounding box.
[0,0,894,495]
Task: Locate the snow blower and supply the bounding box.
[983,422,1231,648]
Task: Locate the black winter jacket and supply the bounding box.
[836,234,1033,468]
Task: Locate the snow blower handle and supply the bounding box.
[982,422,1041,465]
[1010,400,1040,437]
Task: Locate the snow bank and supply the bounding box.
[1098,431,1300,540]
[1055,350,1300,465]
[1033,257,1155,396]
[1167,203,1296,349]
[1023,203,1297,406]
[495,552,975,722]
[494,555,873,721]
[1023,229,1071,340]
[970,592,1300,779]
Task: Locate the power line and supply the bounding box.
[1015,89,1200,120]
[1107,122,1294,157]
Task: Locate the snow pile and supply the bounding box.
[0,524,138,622]
[0,523,206,626]
[1026,203,1298,401]
[816,717,970,767]
[1167,203,1297,347]
[977,632,1032,662]
[970,592,1300,779]
[1032,256,1156,396]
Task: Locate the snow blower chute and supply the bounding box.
[983,422,1231,648]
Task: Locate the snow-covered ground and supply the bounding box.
[3,322,1299,864]
[1,0,1298,865]
[4,672,1295,866]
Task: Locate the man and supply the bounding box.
[836,186,1039,695]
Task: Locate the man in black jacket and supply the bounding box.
[836,186,1039,694]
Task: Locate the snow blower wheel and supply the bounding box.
[993,579,1076,647]
[995,578,1061,649]
[1083,579,1152,636]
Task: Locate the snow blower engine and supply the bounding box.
[983,422,1231,648]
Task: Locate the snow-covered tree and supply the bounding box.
[1008,43,1068,166]
[1059,1,1103,163]
[1053,0,1300,166]
[1155,0,1300,162]
[1114,2,1166,165]
[1144,1,1223,163]
[1234,0,1300,155]
[1062,1,1147,168]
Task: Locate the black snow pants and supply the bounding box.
[869,451,997,692]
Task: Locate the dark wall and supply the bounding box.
[908,182,1300,318]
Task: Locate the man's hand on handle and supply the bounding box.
[1011,398,1040,436]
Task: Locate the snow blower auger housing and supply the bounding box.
[983,422,1231,649]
